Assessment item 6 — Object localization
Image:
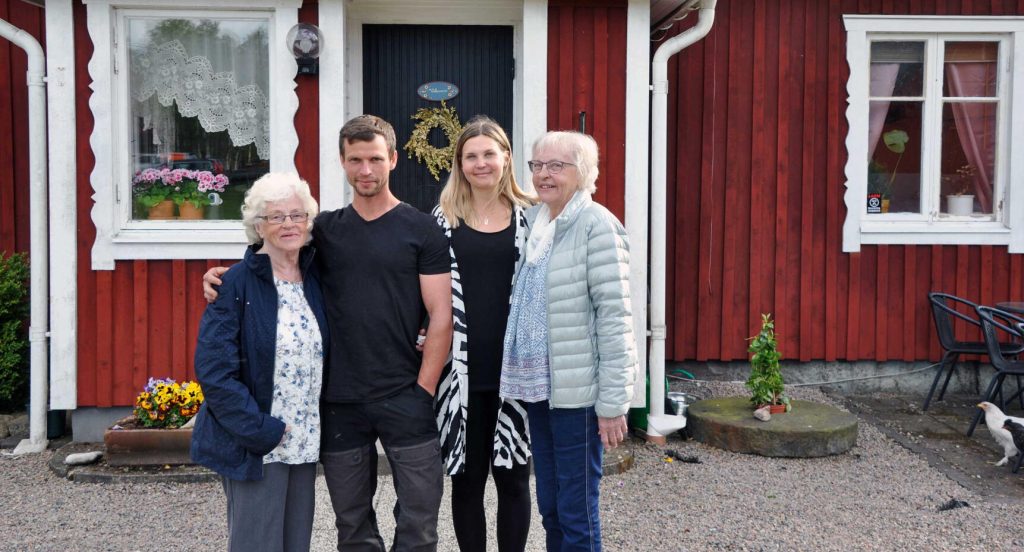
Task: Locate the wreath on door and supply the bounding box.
[404,101,463,182]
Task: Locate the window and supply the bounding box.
[127,16,270,222]
[85,0,299,269]
[842,16,1024,252]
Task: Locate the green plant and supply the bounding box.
[0,252,29,410]
[745,313,789,409]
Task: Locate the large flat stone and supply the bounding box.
[688,396,858,457]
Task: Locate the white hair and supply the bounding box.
[532,131,600,195]
[241,172,319,244]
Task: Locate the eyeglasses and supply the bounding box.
[257,212,309,225]
[527,160,575,174]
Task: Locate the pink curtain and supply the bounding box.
[945,63,996,212]
[869,64,900,159]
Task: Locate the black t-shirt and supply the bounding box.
[312,203,450,403]
[451,216,516,391]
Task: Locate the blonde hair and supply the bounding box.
[241,172,319,244]
[438,116,534,228]
[531,131,600,195]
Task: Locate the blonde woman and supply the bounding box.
[431,116,535,551]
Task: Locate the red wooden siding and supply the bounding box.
[547,0,627,220]
[664,0,1024,363]
[72,2,322,407]
[0,0,45,257]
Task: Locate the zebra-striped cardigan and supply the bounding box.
[431,205,532,475]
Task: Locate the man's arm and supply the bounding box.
[202,266,231,303]
[417,272,452,396]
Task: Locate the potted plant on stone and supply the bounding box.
[103,377,203,466]
[746,313,789,414]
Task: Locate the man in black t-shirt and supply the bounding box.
[314,116,452,551]
[203,116,453,551]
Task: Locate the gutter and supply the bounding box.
[647,0,716,440]
[0,17,50,454]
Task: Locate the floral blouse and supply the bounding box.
[264,279,324,465]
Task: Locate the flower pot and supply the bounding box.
[177,202,205,220]
[947,195,974,216]
[147,200,175,220]
[103,416,194,466]
[758,404,787,415]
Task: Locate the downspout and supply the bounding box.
[0,18,50,454]
[647,0,716,439]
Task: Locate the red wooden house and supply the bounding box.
[2,0,1024,440]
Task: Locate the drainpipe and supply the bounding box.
[0,18,50,454]
[647,0,716,439]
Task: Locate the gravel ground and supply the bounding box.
[2,383,1023,551]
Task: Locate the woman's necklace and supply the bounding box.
[474,195,506,227]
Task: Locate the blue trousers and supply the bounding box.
[526,401,603,552]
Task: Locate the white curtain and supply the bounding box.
[945,62,996,213]
[129,21,270,160]
[868,63,899,159]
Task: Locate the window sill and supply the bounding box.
[858,220,1010,245]
[93,225,248,268]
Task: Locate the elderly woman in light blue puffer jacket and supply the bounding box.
[500,130,637,552]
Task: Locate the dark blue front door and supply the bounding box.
[363,24,514,213]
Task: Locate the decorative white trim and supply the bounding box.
[624,0,649,408]
[318,0,346,210]
[520,0,547,191]
[85,1,300,269]
[46,0,77,409]
[341,0,545,191]
[841,15,1024,252]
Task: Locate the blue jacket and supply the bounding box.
[190,245,330,481]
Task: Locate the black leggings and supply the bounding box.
[451,390,532,552]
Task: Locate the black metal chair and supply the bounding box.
[966,306,1024,437]
[923,293,1024,411]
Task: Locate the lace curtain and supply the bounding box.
[129,20,270,160]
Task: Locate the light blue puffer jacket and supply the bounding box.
[521,191,637,418]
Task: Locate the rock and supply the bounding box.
[688,396,859,457]
[0,418,9,439]
[754,406,772,421]
[64,451,104,466]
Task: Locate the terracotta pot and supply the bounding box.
[104,417,194,466]
[147,200,175,220]
[177,202,205,220]
[758,404,787,415]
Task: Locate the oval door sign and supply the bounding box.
[417,81,459,101]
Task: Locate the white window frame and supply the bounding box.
[842,16,1024,252]
[85,0,300,269]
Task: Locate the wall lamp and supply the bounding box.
[287,23,323,76]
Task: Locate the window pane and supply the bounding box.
[128,17,270,221]
[867,101,922,214]
[870,41,924,97]
[940,102,997,216]
[943,42,998,98]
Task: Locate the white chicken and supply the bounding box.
[977,401,1024,466]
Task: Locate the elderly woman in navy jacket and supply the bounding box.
[191,172,328,552]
